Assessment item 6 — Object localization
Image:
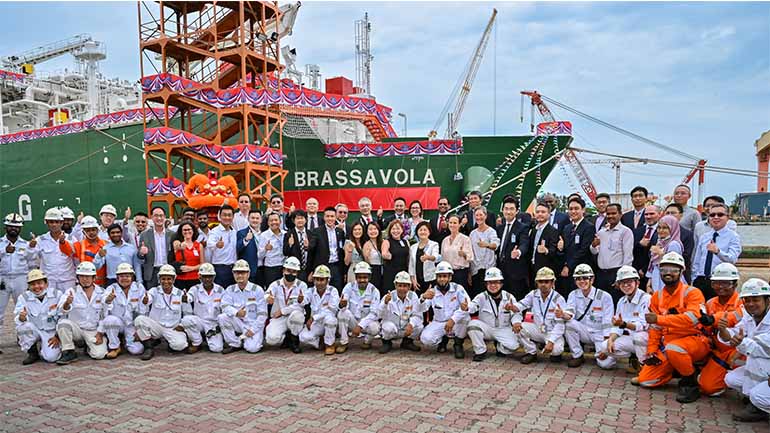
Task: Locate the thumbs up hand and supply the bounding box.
[505,302,518,312]
[63,290,74,310]
[287,233,294,246]
[99,247,107,257]
[18,307,27,322]
[142,292,150,305]
[77,211,84,224]
[707,241,719,254]
[511,245,521,260]
[537,240,547,254]
[289,203,296,213]
[216,238,225,249]
[612,315,624,327]
[297,290,304,304]
[554,305,565,319]
[246,230,254,241]
[28,233,37,248]
[125,207,132,221]
[718,315,729,332]
[377,206,383,218]
[105,290,116,304]
[729,328,745,347]
[139,241,149,256]
[591,235,600,248]
[59,232,67,244]
[265,240,273,251]
[5,243,14,254]
[172,240,182,252]
[383,292,392,304]
[557,236,564,251]
[236,308,246,318]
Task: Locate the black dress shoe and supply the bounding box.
[472,352,487,362]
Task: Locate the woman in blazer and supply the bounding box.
[408,221,441,294]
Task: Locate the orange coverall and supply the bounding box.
[698,291,744,395]
[638,282,710,388]
[59,238,107,286]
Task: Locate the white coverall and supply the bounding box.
[564,286,615,360]
[14,287,62,362]
[0,236,36,330]
[134,286,189,351]
[217,282,267,352]
[723,307,770,407]
[98,282,147,355]
[35,232,76,291]
[420,282,469,349]
[596,289,651,369]
[299,285,340,348]
[265,278,307,346]
[56,285,109,359]
[337,282,381,345]
[512,289,568,356]
[378,290,424,341]
[467,290,520,355]
[182,283,226,352]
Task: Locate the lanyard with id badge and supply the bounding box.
[538,291,554,334]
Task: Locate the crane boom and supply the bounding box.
[1,34,95,69]
[430,9,497,139]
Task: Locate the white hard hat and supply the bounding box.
[615,265,639,283]
[115,263,135,275]
[535,267,556,281]
[283,256,301,271]
[232,259,250,273]
[313,264,331,279]
[44,208,63,221]
[27,269,47,284]
[660,252,686,269]
[59,206,75,219]
[99,204,117,216]
[710,263,739,281]
[199,262,216,276]
[435,261,454,275]
[484,267,504,282]
[573,263,594,278]
[3,213,23,227]
[80,215,99,229]
[76,261,97,276]
[394,271,411,285]
[158,264,177,277]
[353,261,372,275]
[739,278,770,299]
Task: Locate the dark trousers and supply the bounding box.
[597,267,621,305]
[105,278,117,288]
[452,268,470,294]
[328,262,343,291]
[693,276,715,300]
[263,266,283,289]
[144,266,161,290]
[214,264,234,288]
[370,265,383,292]
[470,269,487,299]
[176,279,197,291]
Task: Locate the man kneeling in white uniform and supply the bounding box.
[134,264,189,360]
[420,261,470,359]
[299,265,340,355]
[467,267,520,362]
[337,262,381,353]
[265,257,307,353]
[510,267,567,364]
[56,262,108,365]
[721,279,770,423]
[99,263,147,359]
[182,263,226,353]
[218,260,267,354]
[596,265,650,372]
[379,271,423,353]
[14,269,62,364]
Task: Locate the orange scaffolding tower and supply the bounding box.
[138,0,286,217]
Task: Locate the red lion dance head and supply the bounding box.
[184,171,239,209]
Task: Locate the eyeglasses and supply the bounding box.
[709,213,726,218]
[271,200,282,205]
[574,276,592,281]
[338,211,348,214]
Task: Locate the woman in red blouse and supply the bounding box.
[169,222,205,291]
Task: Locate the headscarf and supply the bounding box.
[650,215,682,269]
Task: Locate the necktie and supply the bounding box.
[501,223,511,256]
[298,230,307,269]
[704,232,719,278]
[439,215,446,231]
[309,216,316,231]
[643,226,653,240]
[633,211,641,228]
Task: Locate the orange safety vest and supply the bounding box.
[647,282,706,354]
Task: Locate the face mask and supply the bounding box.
[284,274,297,282]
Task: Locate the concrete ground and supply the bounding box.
[1,305,768,433]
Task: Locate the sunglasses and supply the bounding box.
[709,213,726,218]
[574,276,592,281]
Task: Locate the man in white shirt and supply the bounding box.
[259,212,285,287]
[590,203,634,304]
[206,205,238,288]
[36,208,77,291]
[0,213,37,344]
[233,193,252,232]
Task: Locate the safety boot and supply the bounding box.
[401,337,421,352]
[437,336,449,353]
[732,402,770,422]
[139,341,154,361]
[675,374,700,403]
[324,344,336,356]
[472,352,487,362]
[379,339,393,354]
[567,355,585,368]
[106,347,122,359]
[453,337,465,359]
[56,350,78,365]
[22,346,40,365]
[335,344,348,354]
[520,353,537,364]
[290,334,302,354]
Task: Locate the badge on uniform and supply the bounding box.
[575,235,581,243]
[539,324,546,334]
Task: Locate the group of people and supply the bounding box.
[0,183,768,423]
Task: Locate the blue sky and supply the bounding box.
[1,1,768,204]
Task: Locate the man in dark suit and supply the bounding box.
[304,197,322,232]
[236,209,261,285]
[138,206,174,289]
[382,197,408,230]
[462,191,496,235]
[357,196,383,229]
[429,196,451,248]
[260,193,293,232]
[335,203,354,238]
[283,210,313,282]
[591,192,611,231]
[542,193,569,231]
[529,202,560,288]
[632,204,660,289]
[496,197,531,300]
[621,186,648,231]
[664,203,694,282]
[557,197,596,297]
[309,207,346,290]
